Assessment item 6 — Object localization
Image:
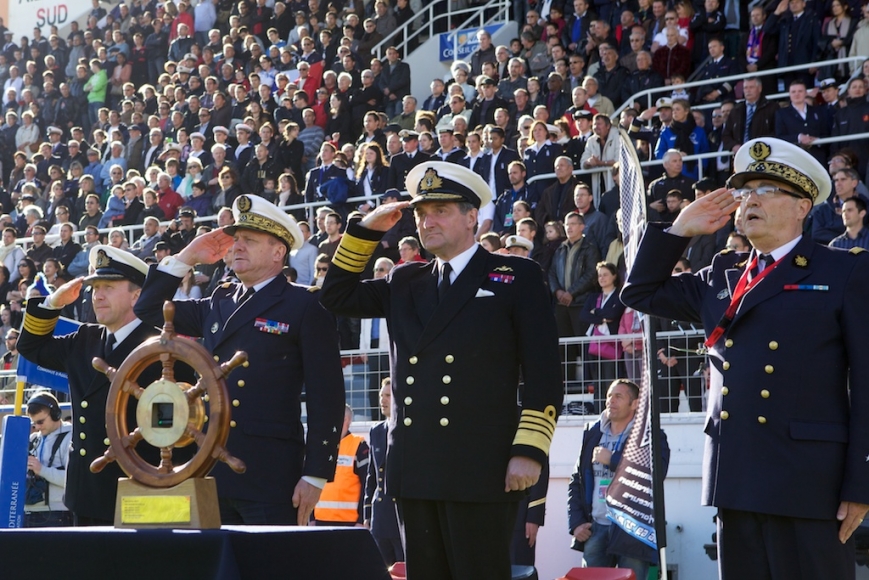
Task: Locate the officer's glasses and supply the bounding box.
[730,186,802,202]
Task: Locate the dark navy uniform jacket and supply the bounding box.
[135,268,346,504]
[622,225,869,520]
[364,421,400,538]
[321,222,563,503]
[17,300,193,522]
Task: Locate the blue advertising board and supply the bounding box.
[0,415,32,528]
[439,24,503,62]
[16,317,80,393]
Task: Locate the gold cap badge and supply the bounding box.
[237,195,252,212]
[420,168,443,191]
[749,141,771,161]
[95,250,111,269]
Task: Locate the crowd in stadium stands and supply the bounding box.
[0,0,868,387]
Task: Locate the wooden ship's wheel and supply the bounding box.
[90,301,246,487]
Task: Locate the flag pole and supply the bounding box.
[610,128,668,576]
[646,315,668,574]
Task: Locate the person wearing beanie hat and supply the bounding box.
[320,161,562,579]
[134,194,345,526]
[622,137,869,579]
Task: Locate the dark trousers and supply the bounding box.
[510,497,535,566]
[218,497,298,525]
[399,498,518,580]
[718,508,855,580]
[374,536,405,567]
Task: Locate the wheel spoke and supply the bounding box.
[122,428,144,448]
[220,352,249,378]
[185,425,208,447]
[158,447,174,473]
[160,352,176,383]
[89,446,117,474]
[213,444,246,474]
[122,380,144,400]
[185,380,206,400]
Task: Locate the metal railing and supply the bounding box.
[0,329,709,425]
[370,0,510,61]
[13,193,385,250]
[331,329,709,422]
[613,55,868,121]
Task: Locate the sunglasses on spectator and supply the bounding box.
[316,266,329,272]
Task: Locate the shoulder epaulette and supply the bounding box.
[850,247,866,255]
[719,248,733,255]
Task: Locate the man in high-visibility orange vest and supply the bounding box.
[314,405,370,526]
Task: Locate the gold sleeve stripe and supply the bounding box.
[518,406,558,434]
[520,415,557,433]
[23,315,59,336]
[333,235,380,273]
[338,235,379,259]
[333,253,369,273]
[516,424,554,443]
[513,429,553,456]
[528,498,546,508]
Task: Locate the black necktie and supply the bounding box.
[438,263,452,302]
[235,286,255,306]
[104,333,116,358]
[750,253,774,279]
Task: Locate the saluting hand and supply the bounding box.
[668,188,739,239]
[505,456,541,492]
[47,276,85,309]
[176,228,235,267]
[360,201,411,232]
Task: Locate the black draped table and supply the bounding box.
[0,525,392,580]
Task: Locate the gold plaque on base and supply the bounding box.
[114,477,221,529]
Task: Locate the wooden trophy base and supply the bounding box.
[114,477,221,529]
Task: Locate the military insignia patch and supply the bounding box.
[95,250,111,269]
[420,168,443,191]
[493,265,513,272]
[254,318,290,334]
[237,195,252,212]
[749,141,771,161]
[211,322,219,334]
[717,289,729,300]
[488,273,514,284]
[794,255,808,267]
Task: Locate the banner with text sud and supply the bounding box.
[438,24,502,62]
[3,0,96,42]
